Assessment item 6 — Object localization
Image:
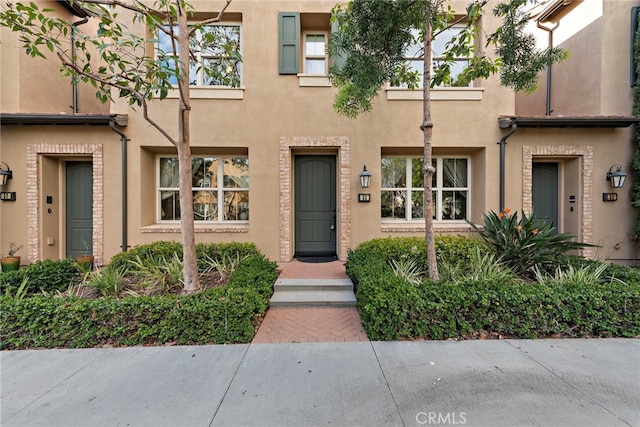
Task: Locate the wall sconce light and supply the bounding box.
[359,165,371,189]
[0,162,12,187]
[606,164,627,189]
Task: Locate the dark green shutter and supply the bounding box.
[279,12,300,75]
[330,17,346,71]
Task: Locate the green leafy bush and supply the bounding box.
[348,236,640,340]
[469,209,594,277]
[0,258,81,296]
[228,254,278,298]
[108,241,183,273]
[0,244,278,349]
[0,287,267,349]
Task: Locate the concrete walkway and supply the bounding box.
[1,339,638,426]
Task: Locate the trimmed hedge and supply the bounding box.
[0,258,82,296]
[0,287,266,349]
[348,237,640,341]
[0,248,277,350]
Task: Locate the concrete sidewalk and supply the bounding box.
[1,339,638,427]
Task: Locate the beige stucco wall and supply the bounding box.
[1,0,637,265]
[0,1,108,115]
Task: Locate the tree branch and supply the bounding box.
[189,0,233,35]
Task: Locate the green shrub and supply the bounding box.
[0,258,81,296]
[469,209,595,277]
[348,236,640,340]
[0,286,267,349]
[0,244,278,349]
[227,254,278,298]
[348,235,486,280]
[108,241,183,273]
[196,242,260,271]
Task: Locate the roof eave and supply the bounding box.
[58,0,91,18]
[1,113,128,127]
[499,116,640,129]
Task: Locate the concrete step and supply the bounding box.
[274,278,354,292]
[270,278,356,308]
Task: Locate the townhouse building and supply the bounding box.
[1,0,638,267]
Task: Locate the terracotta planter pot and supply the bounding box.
[76,255,95,271]
[1,256,21,272]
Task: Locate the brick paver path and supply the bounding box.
[252,260,369,343]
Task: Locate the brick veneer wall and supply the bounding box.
[279,137,351,261]
[26,144,104,265]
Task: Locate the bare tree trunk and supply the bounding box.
[422,13,439,281]
[176,5,201,293]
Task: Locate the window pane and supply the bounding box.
[160,191,180,220]
[411,190,424,219]
[432,27,462,57]
[442,191,467,220]
[203,58,241,86]
[381,158,406,188]
[442,158,467,187]
[193,190,217,221]
[199,25,241,56]
[223,191,249,220]
[432,159,437,188]
[305,34,326,56]
[160,158,179,188]
[305,59,326,74]
[193,157,216,187]
[381,190,406,219]
[411,158,424,187]
[223,158,249,188]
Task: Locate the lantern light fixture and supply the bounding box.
[359,165,371,189]
[0,162,12,187]
[606,164,627,189]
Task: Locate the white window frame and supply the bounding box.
[302,31,328,75]
[381,156,470,222]
[156,22,242,89]
[157,155,249,224]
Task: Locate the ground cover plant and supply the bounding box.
[347,234,640,341]
[0,242,277,349]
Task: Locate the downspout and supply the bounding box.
[498,123,518,213]
[109,121,130,252]
[71,16,89,113]
[537,20,559,116]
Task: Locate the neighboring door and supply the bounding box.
[532,162,558,233]
[294,155,336,256]
[66,162,93,258]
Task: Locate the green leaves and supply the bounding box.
[488,0,568,93]
[348,236,640,340]
[468,209,595,278]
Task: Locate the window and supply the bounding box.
[395,26,470,88]
[157,24,241,87]
[304,32,328,74]
[381,157,469,221]
[278,12,338,77]
[159,156,249,222]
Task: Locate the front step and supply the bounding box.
[270,278,357,308]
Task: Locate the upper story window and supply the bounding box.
[304,32,328,74]
[395,25,470,88]
[381,156,469,221]
[159,156,249,223]
[157,23,242,88]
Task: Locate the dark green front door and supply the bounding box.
[532,162,558,233]
[294,155,336,256]
[66,162,93,258]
